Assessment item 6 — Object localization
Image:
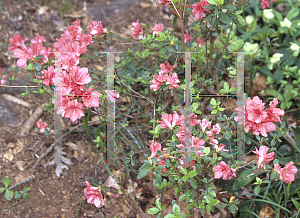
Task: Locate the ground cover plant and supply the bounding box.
[1,0,300,217]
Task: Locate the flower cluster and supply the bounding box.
[8,19,109,123]
[235,96,285,137]
[152,112,233,174]
[241,0,278,10]
[150,61,180,91]
[191,0,210,20]
[83,181,104,207]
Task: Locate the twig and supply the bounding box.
[1,93,32,108]
[21,103,46,136]
[0,175,35,195]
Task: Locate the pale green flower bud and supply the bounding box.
[243,42,260,57]
[268,53,283,70]
[245,15,256,32]
[290,43,300,57]
[280,18,292,28]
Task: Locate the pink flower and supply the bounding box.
[131,19,143,39]
[13,44,32,68]
[87,21,107,36]
[274,161,298,184]
[153,23,164,35]
[105,90,120,102]
[39,66,55,86]
[192,0,210,20]
[31,33,46,44]
[8,34,28,51]
[150,79,161,91]
[176,124,192,144]
[83,181,104,207]
[213,161,237,180]
[196,38,205,47]
[1,75,6,85]
[261,0,270,9]
[158,111,185,129]
[252,146,275,172]
[186,113,201,126]
[149,140,162,159]
[266,98,284,123]
[69,66,92,85]
[200,119,212,132]
[64,99,84,122]
[82,88,100,108]
[234,97,284,137]
[184,34,193,43]
[166,73,180,89]
[36,119,48,130]
[159,61,177,74]
[150,70,168,91]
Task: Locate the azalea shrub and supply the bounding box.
[5,0,300,216]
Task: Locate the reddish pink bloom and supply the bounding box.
[157,0,171,5]
[13,44,32,68]
[64,99,84,122]
[31,33,46,44]
[150,79,161,91]
[246,96,268,124]
[87,21,107,36]
[1,75,6,85]
[69,66,92,85]
[200,119,212,132]
[274,161,298,184]
[213,161,237,180]
[36,119,48,130]
[184,34,193,43]
[40,47,53,63]
[261,0,270,9]
[39,66,55,86]
[186,113,201,126]
[158,111,184,129]
[166,73,180,89]
[235,97,284,137]
[105,90,120,102]
[266,98,284,123]
[192,0,210,20]
[82,88,100,108]
[216,143,228,152]
[154,71,168,83]
[176,124,192,144]
[252,146,275,172]
[153,23,164,35]
[131,19,143,39]
[196,38,205,47]
[149,140,162,159]
[83,181,104,207]
[67,18,83,41]
[8,34,28,51]
[159,61,177,74]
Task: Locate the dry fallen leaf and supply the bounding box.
[259,203,274,218]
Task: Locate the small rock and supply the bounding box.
[16,161,25,171]
[61,190,67,195]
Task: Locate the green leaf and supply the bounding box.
[203,147,210,156]
[153,172,162,186]
[188,170,198,178]
[207,0,218,5]
[254,186,260,195]
[33,61,42,71]
[210,98,216,105]
[5,189,14,201]
[206,204,212,212]
[286,8,299,20]
[0,187,5,192]
[219,12,229,24]
[25,63,34,71]
[155,198,161,209]
[190,178,198,189]
[183,156,194,163]
[180,167,188,175]
[179,194,186,202]
[137,165,151,179]
[211,199,220,206]
[217,117,225,121]
[147,207,160,214]
[203,5,216,10]
[224,82,229,91]
[229,205,238,213]
[2,178,11,188]
[292,198,300,211]
[182,176,189,182]
[23,187,31,193]
[173,204,180,215]
[23,192,29,199]
[233,170,256,190]
[222,5,236,10]
[164,214,176,218]
[14,192,22,199]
